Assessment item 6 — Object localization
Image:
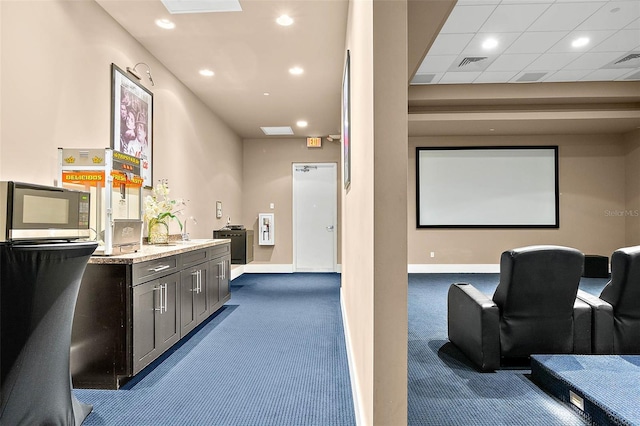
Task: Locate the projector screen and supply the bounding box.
[416,146,559,228]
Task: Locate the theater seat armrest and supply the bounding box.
[573,298,592,354]
[577,289,614,354]
[447,283,500,371]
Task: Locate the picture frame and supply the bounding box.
[342,50,351,190]
[111,63,153,188]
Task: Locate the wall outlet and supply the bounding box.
[430,251,435,258]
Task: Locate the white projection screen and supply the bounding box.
[416,146,559,228]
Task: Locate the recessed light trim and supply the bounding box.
[277,15,293,26]
[572,37,590,48]
[199,69,215,77]
[289,66,304,75]
[297,120,308,127]
[155,18,175,29]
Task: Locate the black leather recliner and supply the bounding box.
[447,245,591,371]
[577,245,640,354]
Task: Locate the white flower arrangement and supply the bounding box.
[144,179,185,234]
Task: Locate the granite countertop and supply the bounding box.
[89,238,231,265]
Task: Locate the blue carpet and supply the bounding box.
[532,354,640,426]
[74,273,355,426]
[407,273,610,426]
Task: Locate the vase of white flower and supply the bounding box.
[144,179,185,244]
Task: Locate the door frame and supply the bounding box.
[292,162,338,272]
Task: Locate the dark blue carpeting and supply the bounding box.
[73,272,612,425]
[407,273,610,426]
[75,273,355,426]
[532,354,640,426]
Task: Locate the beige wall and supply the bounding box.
[241,138,341,265]
[408,134,631,265]
[342,0,408,425]
[624,129,640,246]
[0,0,243,238]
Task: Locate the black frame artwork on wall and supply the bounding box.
[342,50,351,190]
[111,63,153,188]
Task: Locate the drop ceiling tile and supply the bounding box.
[528,52,582,70]
[439,71,482,84]
[592,29,640,52]
[578,1,640,31]
[547,30,617,53]
[440,5,497,34]
[505,31,569,54]
[543,69,592,81]
[416,55,458,73]
[474,71,520,83]
[428,33,475,55]
[528,2,606,31]
[486,54,539,72]
[582,68,634,80]
[480,4,551,32]
[564,51,626,69]
[462,32,521,55]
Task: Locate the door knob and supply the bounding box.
[326,225,334,231]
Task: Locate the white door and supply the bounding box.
[293,163,337,272]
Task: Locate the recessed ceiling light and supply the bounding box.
[261,126,294,136]
[199,69,215,77]
[289,66,304,75]
[572,37,590,48]
[155,18,175,29]
[482,38,498,49]
[276,15,293,26]
[263,92,270,96]
[297,120,308,127]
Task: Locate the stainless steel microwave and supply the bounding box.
[0,181,91,242]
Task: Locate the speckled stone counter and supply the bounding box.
[88,238,231,264]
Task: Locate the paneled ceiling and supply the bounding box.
[96,0,640,139]
[413,0,640,85]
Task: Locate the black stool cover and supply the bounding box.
[1,241,97,425]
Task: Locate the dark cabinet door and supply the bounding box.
[194,264,209,324]
[219,255,231,303]
[132,271,180,374]
[157,273,180,352]
[180,268,197,337]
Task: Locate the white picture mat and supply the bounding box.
[417,147,558,227]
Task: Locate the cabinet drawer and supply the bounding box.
[210,243,230,259]
[181,248,210,267]
[132,256,179,286]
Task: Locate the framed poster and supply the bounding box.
[111,63,153,187]
[342,50,351,190]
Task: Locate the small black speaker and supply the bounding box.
[583,255,609,278]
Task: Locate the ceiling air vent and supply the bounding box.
[411,74,436,84]
[516,72,547,82]
[615,53,640,65]
[604,51,640,69]
[458,57,487,68]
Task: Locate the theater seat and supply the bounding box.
[577,245,640,354]
[447,245,591,371]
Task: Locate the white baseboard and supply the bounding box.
[340,288,364,426]
[408,264,500,273]
[235,263,342,275]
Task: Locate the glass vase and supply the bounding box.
[148,220,169,244]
